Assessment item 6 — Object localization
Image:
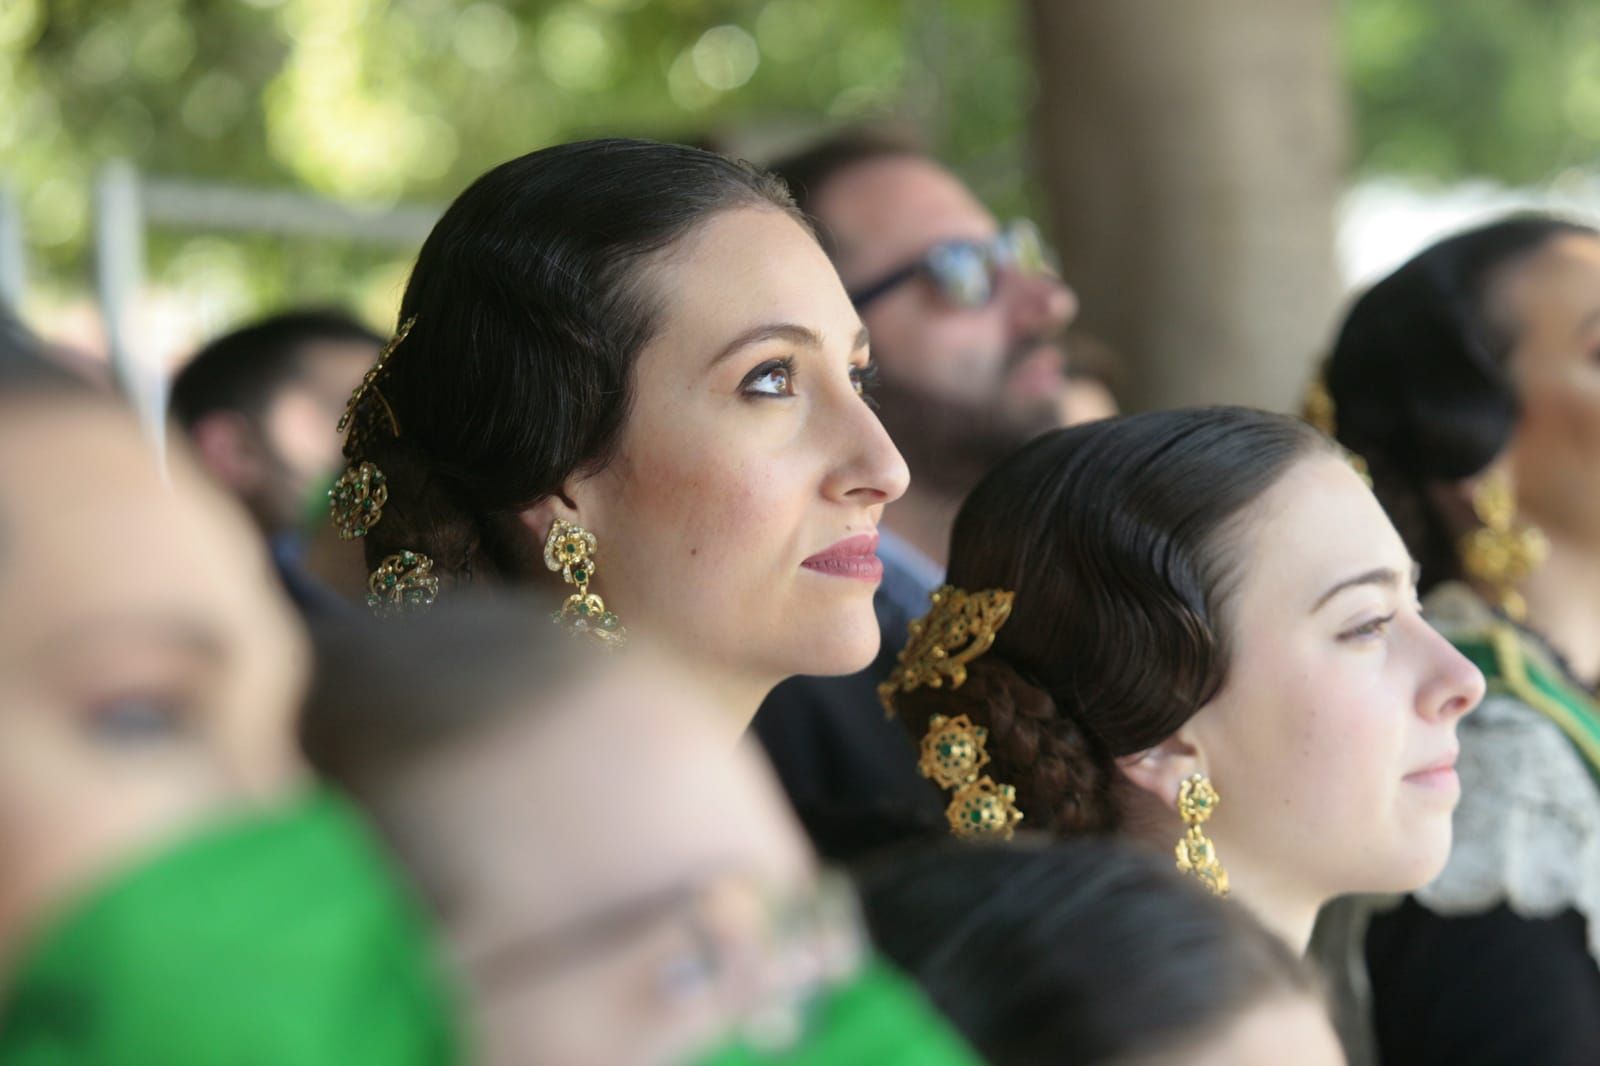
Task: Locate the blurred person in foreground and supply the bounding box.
[1318,214,1600,1064]
[752,129,1101,858]
[169,309,382,612]
[857,840,1345,1066]
[304,599,982,1066]
[0,336,458,1063]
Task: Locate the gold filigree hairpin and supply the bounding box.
[329,461,388,540]
[338,315,417,444]
[881,584,1022,839]
[367,550,439,617]
[920,713,1023,839]
[879,585,1015,717]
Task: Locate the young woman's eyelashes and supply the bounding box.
[1338,611,1398,643]
[738,356,882,403]
[740,356,798,398]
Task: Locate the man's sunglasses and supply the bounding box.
[848,219,1058,311]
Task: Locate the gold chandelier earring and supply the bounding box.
[1175,773,1229,898]
[544,519,627,647]
[1458,470,1548,622]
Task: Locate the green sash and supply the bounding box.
[0,790,462,1065]
[692,958,983,1066]
[1453,623,1600,785]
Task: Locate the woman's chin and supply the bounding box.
[790,613,883,679]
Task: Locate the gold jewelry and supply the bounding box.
[881,584,1022,838]
[1459,470,1547,622]
[329,461,388,540]
[338,315,416,447]
[1299,371,1370,484]
[366,550,439,616]
[919,713,1023,839]
[544,519,626,646]
[1175,773,1229,897]
[879,585,1015,717]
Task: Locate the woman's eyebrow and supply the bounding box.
[36,612,229,663]
[1310,562,1421,613]
[707,323,820,369]
[706,323,869,369]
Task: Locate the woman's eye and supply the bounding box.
[86,693,193,744]
[1339,612,1397,642]
[741,359,796,398]
[850,361,881,402]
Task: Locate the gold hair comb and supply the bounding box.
[881,585,1022,839]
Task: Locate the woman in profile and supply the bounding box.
[884,406,1484,953]
[1324,215,1600,1063]
[332,138,908,728]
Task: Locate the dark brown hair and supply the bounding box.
[856,839,1322,1065]
[1326,213,1598,592]
[894,407,1332,835]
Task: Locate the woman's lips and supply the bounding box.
[801,533,883,582]
[1404,751,1460,789]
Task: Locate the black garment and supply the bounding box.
[1366,898,1600,1066]
[752,583,946,862]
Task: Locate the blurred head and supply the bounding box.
[892,409,1485,919]
[856,841,1342,1066]
[0,365,307,973]
[354,139,907,704]
[170,309,382,536]
[306,601,854,1066]
[769,130,1079,494]
[1326,214,1600,586]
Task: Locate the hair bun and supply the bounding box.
[896,655,1114,837]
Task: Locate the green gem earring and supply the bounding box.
[543,518,627,647]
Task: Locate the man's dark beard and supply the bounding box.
[872,368,1061,498]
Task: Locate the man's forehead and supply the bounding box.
[814,156,997,275]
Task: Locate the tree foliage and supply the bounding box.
[2,0,1596,312]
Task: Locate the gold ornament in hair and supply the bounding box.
[878,585,1016,717]
[919,713,1023,839]
[1175,773,1229,897]
[329,461,388,539]
[1459,469,1547,622]
[338,315,415,441]
[366,550,440,617]
[545,519,626,647]
[1300,368,1370,485]
[882,585,1022,839]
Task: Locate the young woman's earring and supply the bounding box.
[1175,773,1229,898]
[1459,470,1547,622]
[544,519,627,647]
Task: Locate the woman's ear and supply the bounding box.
[514,480,585,547]
[1115,729,1203,813]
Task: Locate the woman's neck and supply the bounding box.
[1216,852,1323,954]
[1122,803,1321,953]
[1516,530,1600,685]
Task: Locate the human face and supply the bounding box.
[1188,456,1485,903]
[570,207,909,691]
[0,400,307,967]
[376,661,845,1066]
[257,339,377,530]
[813,156,1078,468]
[1497,233,1600,544]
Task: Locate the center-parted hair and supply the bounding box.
[893,407,1332,835]
[352,138,799,582]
